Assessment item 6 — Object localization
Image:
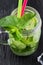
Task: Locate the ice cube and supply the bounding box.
[37,53,43,65]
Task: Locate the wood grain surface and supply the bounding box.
[0,0,43,65]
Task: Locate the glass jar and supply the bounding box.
[8,6,42,56]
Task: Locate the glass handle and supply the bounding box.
[0,31,9,45]
[0,43,9,45]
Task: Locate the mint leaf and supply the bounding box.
[8,38,26,50]
[17,11,36,29]
[0,11,36,29]
[0,16,19,27]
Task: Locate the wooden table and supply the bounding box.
[0,0,43,65]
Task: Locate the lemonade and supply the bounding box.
[0,6,42,56]
[8,6,42,56]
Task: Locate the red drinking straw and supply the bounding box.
[21,0,28,16]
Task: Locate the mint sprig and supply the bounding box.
[0,16,19,27]
[17,11,36,29]
[0,11,36,50]
[0,11,36,29]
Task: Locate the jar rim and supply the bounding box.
[11,6,42,35]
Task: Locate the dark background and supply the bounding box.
[0,0,43,65]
